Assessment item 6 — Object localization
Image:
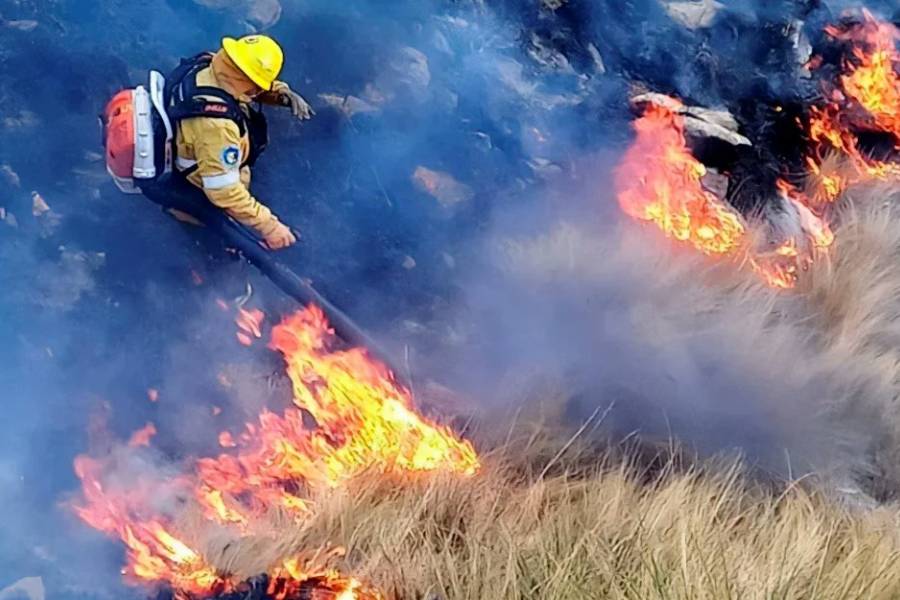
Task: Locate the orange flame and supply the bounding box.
[776,180,835,250]
[614,13,900,288]
[614,102,746,256]
[197,305,480,516]
[806,11,900,203]
[747,181,834,289]
[829,11,900,142]
[614,103,836,290]
[72,305,477,599]
[72,455,220,595]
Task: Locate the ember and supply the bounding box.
[71,305,479,599]
[236,308,266,346]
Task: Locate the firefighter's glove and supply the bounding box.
[263,220,298,250]
[272,81,314,121]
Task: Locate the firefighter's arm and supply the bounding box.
[259,81,314,120]
[190,118,282,237]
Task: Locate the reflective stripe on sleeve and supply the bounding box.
[202,171,241,190]
[176,156,198,170]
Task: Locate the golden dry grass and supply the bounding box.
[202,436,900,600]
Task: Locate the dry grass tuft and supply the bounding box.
[205,438,900,600]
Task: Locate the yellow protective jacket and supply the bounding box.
[174,50,283,237]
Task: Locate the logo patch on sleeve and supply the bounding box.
[221,146,240,168]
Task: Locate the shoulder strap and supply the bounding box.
[165,53,247,136]
[164,53,212,106]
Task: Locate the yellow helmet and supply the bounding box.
[221,35,284,91]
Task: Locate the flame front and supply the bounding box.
[806,11,900,203]
[614,11,900,288]
[613,101,825,289]
[72,305,479,599]
[196,305,480,521]
[614,102,746,256]
[72,455,220,595]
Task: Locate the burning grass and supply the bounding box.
[208,438,900,600]
[71,181,900,600]
[179,182,900,599]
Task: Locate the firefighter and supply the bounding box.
[143,35,313,250]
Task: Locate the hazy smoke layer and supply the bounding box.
[0,0,897,597]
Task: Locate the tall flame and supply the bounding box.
[195,305,480,524]
[614,101,746,256]
[72,305,479,599]
[614,102,836,290]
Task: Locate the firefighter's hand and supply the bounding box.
[271,81,314,121]
[263,221,298,250]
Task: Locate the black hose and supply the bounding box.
[142,179,411,388]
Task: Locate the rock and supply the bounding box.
[246,0,281,30]
[318,94,379,118]
[631,92,752,147]
[192,0,281,30]
[432,30,453,56]
[661,0,723,30]
[387,46,430,97]
[0,577,44,600]
[3,111,38,129]
[630,92,682,114]
[4,20,39,32]
[683,115,752,147]
[470,131,493,152]
[527,32,575,73]
[586,43,606,74]
[497,59,538,100]
[366,47,431,105]
[0,164,20,187]
[701,168,729,199]
[527,157,564,178]
[788,19,813,77]
[496,58,583,110]
[31,192,50,217]
[33,248,105,310]
[412,167,474,208]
